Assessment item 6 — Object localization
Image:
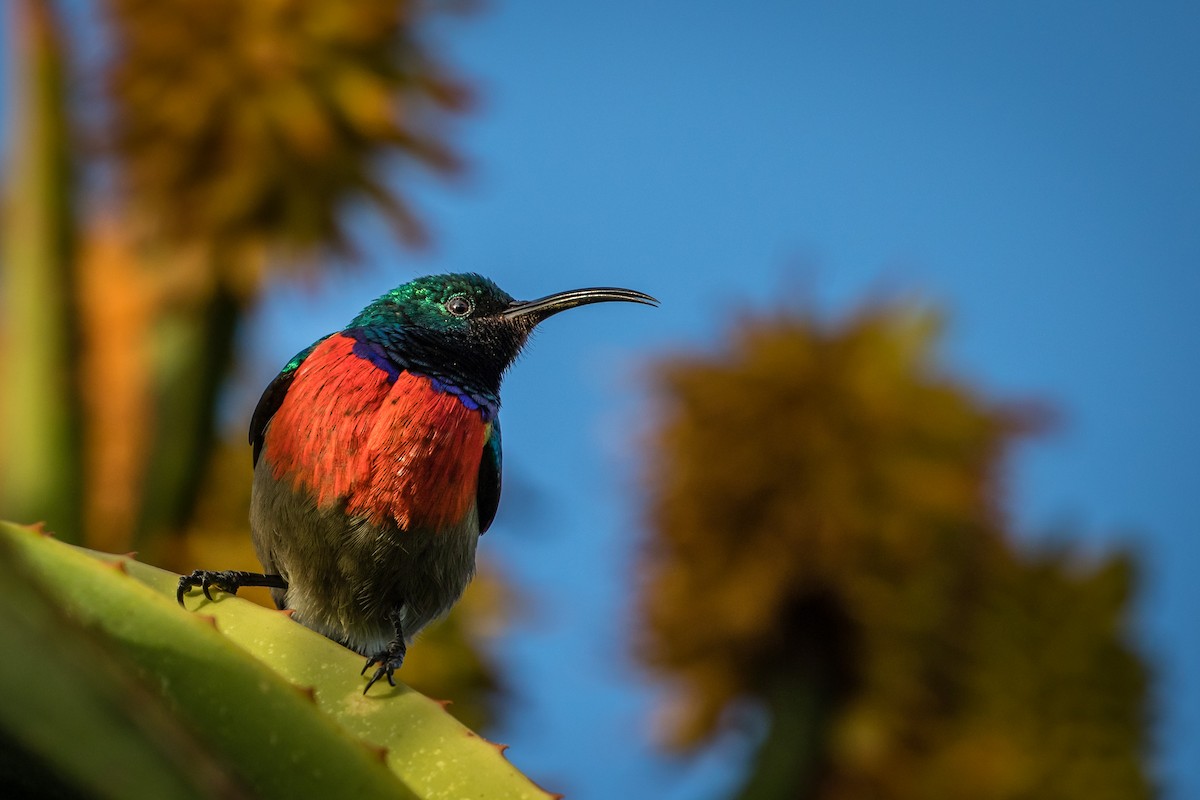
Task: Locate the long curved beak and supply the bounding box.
[503,287,659,324]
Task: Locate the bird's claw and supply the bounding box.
[176,570,241,606]
[362,643,406,694]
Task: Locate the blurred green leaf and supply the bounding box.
[0,0,84,542]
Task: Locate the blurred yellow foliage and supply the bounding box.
[639,306,1150,799]
[77,222,155,553]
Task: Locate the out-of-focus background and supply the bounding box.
[1,1,1195,798]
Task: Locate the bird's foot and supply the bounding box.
[361,638,407,695]
[176,570,287,606]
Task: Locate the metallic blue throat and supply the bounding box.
[349,336,499,421]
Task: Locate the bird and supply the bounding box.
[178,273,657,693]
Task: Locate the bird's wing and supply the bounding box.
[476,417,502,534]
[249,336,331,466]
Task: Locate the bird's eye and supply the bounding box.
[445,294,474,317]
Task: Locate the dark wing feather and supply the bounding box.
[476,417,502,534]
[249,337,329,466]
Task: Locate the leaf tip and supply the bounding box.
[102,559,128,575]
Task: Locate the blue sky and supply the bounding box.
[6,1,1198,797]
[248,3,1200,797]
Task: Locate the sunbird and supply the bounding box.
[178,273,656,692]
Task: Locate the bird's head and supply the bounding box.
[348,273,657,396]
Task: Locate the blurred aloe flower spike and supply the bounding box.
[105,0,469,259]
[639,306,1150,799]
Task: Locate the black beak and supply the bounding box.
[503,287,659,325]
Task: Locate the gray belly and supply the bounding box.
[249,458,480,655]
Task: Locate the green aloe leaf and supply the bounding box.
[2,521,555,799]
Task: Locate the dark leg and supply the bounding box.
[361,607,407,695]
[176,570,288,605]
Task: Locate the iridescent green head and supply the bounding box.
[347,272,658,396]
[352,273,516,333]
